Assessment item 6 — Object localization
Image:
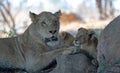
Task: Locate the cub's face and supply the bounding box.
[29,10,61,47]
[59,31,74,47]
[74,28,89,46]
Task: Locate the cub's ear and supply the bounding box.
[78,28,81,31]
[59,32,67,40]
[62,32,67,40]
[54,10,61,19]
[88,30,98,46]
[78,27,84,31]
[88,30,96,40]
[29,11,37,22]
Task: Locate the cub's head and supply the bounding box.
[29,10,61,47]
[59,31,74,47]
[74,28,96,46]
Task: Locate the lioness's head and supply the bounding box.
[29,10,61,47]
[74,28,95,46]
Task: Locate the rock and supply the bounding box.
[0,68,27,73]
[50,53,97,73]
[97,15,120,73]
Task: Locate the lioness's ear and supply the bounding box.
[54,10,61,19]
[29,11,37,22]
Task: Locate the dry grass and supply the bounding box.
[0,18,115,38]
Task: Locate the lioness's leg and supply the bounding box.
[26,47,78,73]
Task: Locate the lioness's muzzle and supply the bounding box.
[45,36,58,42]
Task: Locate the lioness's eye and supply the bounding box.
[55,21,57,23]
[41,21,46,25]
[54,20,58,24]
[41,21,46,27]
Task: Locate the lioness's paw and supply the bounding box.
[62,46,79,55]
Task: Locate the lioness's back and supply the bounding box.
[0,37,24,68]
[0,37,18,50]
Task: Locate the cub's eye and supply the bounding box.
[77,35,83,38]
[79,35,83,38]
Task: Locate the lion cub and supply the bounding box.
[59,31,74,48]
[74,28,98,65]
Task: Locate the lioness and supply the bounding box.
[74,28,98,65]
[0,11,77,73]
[59,31,74,48]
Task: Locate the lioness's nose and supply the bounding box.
[49,30,56,34]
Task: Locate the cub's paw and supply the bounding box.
[87,65,97,73]
[91,59,98,67]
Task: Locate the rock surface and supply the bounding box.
[97,15,120,73]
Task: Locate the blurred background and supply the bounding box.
[0,0,120,37]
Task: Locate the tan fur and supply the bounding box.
[59,31,74,48]
[74,28,98,60]
[0,11,77,73]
